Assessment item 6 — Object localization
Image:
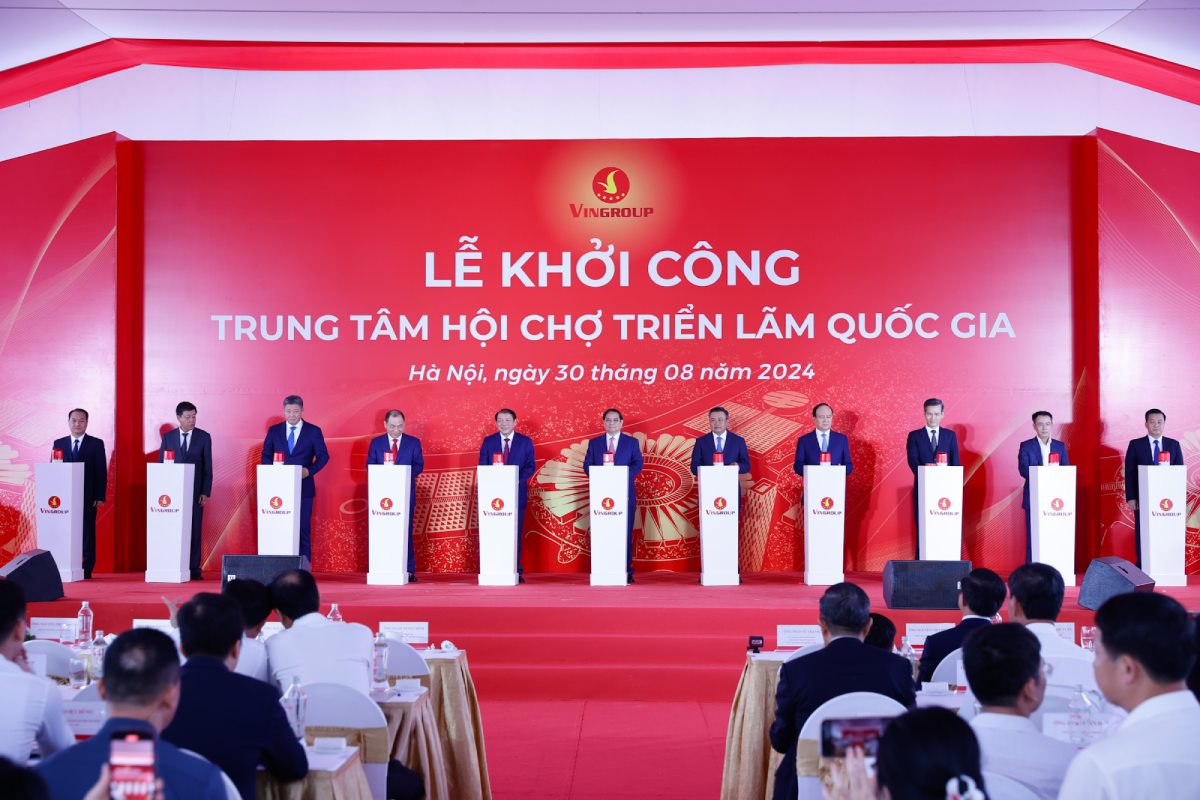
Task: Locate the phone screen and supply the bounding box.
[109,731,155,800]
[819,715,893,758]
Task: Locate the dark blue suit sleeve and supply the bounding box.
[308,428,330,476]
[1169,440,1185,466]
[1058,442,1070,467]
[689,438,703,476]
[733,435,751,474]
[518,438,536,485]
[157,431,172,464]
[261,428,277,465]
[1018,440,1033,480]
[478,436,492,467]
[793,437,805,477]
[1124,440,1138,501]
[258,689,309,783]
[628,439,643,477]
[91,440,107,502]
[583,439,595,475]
[198,432,213,496]
[841,434,853,476]
[366,437,382,467]
[947,432,961,467]
[769,665,797,755]
[906,431,921,475]
[411,439,425,478]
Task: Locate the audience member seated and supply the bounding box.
[1058,592,1200,800]
[918,568,1006,684]
[162,592,308,800]
[34,628,226,799]
[864,612,897,652]
[769,582,916,800]
[266,569,374,693]
[223,578,273,682]
[0,580,74,765]
[962,623,1077,799]
[1007,562,1095,687]
[1189,612,1200,703]
[0,755,50,800]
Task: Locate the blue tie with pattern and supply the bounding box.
[72,439,79,460]
[288,426,297,455]
[1152,439,1160,464]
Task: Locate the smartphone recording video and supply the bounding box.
[109,730,155,800]
[819,715,894,758]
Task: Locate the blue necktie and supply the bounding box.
[716,435,724,453]
[1152,439,1160,463]
[288,426,297,455]
[181,431,189,456]
[71,439,79,460]
[821,432,828,453]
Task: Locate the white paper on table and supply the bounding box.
[62,701,107,736]
[131,618,174,635]
[29,617,77,641]
[904,622,955,646]
[1055,622,1076,643]
[379,621,429,644]
[1040,713,1105,747]
[304,746,357,772]
[776,624,822,648]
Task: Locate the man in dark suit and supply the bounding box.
[52,408,106,579]
[769,583,916,800]
[366,409,425,581]
[1124,407,1185,566]
[917,567,1006,683]
[583,408,644,584]
[260,394,330,561]
[478,408,537,580]
[158,401,213,580]
[905,397,961,556]
[690,406,751,476]
[162,593,308,800]
[1017,410,1071,562]
[792,402,853,476]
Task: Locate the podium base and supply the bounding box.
[478,571,518,587]
[367,571,410,586]
[59,568,84,583]
[701,571,739,587]
[590,572,626,587]
[144,569,188,584]
[1152,573,1187,587]
[804,570,844,587]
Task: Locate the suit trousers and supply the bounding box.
[299,496,313,561]
[189,504,205,576]
[82,504,97,573]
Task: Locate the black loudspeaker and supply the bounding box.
[220,554,311,587]
[0,549,65,602]
[1078,557,1155,611]
[883,560,973,609]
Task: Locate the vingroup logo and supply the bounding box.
[821,497,835,510]
[1160,498,1174,512]
[47,496,61,509]
[592,167,630,203]
[1051,498,1065,511]
[270,496,283,510]
[570,166,654,218]
[491,497,505,511]
[380,497,394,511]
[601,497,615,511]
[938,497,952,511]
[713,496,728,511]
[158,494,171,508]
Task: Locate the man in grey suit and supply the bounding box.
[158,401,213,580]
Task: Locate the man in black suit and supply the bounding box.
[261,395,330,561]
[905,397,961,558]
[917,567,1006,683]
[1124,407,1186,566]
[162,593,307,800]
[52,408,106,578]
[769,583,916,800]
[158,401,213,580]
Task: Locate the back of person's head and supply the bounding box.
[1096,592,1196,684]
[819,582,871,636]
[864,613,897,651]
[0,757,50,800]
[960,568,1006,618]
[875,707,985,800]
[1008,562,1064,621]
[270,569,320,621]
[1189,614,1200,703]
[102,629,181,707]
[0,578,27,640]
[223,578,272,630]
[962,623,1041,708]
[178,593,244,659]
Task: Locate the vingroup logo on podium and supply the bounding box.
[491,497,505,511]
[1160,498,1174,512]
[938,497,952,510]
[601,497,615,511]
[47,496,61,509]
[152,493,180,514]
[270,496,283,509]
[1051,498,1065,511]
[713,497,728,511]
[380,497,393,511]
[706,495,736,517]
[158,494,171,508]
[821,497,834,510]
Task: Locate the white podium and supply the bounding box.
[367,464,411,585]
[917,466,963,560]
[145,463,194,583]
[256,464,302,556]
[698,465,740,586]
[1029,465,1076,586]
[589,466,629,586]
[476,464,519,586]
[1137,465,1187,587]
[803,465,847,585]
[34,463,84,582]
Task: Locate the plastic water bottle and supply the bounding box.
[1067,685,1099,746]
[899,636,918,681]
[326,603,343,623]
[91,631,107,679]
[76,601,93,646]
[281,677,308,739]
[372,631,390,687]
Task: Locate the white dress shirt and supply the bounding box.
[0,653,75,765]
[265,613,374,695]
[233,634,271,683]
[1038,437,1052,465]
[1058,690,1200,800]
[970,712,1077,800]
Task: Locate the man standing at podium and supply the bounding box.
[1017,410,1070,563]
[261,395,329,562]
[690,406,750,476]
[478,408,536,580]
[158,401,213,580]
[584,409,644,584]
[792,402,853,476]
[905,398,960,557]
[366,410,424,582]
[1124,408,1185,566]
[53,408,106,579]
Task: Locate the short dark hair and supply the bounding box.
[283,395,304,408]
[0,579,27,641]
[494,408,517,421]
[1096,592,1196,684]
[875,708,984,800]
[962,623,1041,707]
[68,408,89,421]
[223,578,272,629]
[603,408,623,421]
[864,612,897,651]
[385,409,405,422]
[1145,408,1166,422]
[1008,563,1064,621]
[819,582,871,634]
[708,407,728,418]
[175,401,197,416]
[1032,410,1052,423]
[960,568,1007,617]
[0,757,50,800]
[102,629,180,706]
[178,593,243,659]
[270,569,320,620]
[923,398,944,412]
[812,403,833,417]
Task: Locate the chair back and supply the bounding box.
[1030,684,1074,733]
[1044,656,1095,689]
[785,642,824,662]
[303,682,390,800]
[385,637,431,677]
[796,693,908,800]
[25,639,74,679]
[930,647,964,684]
[982,771,1040,800]
[73,682,102,702]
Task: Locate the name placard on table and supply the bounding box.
[904,622,955,647]
[29,617,77,641]
[776,624,822,648]
[379,621,430,644]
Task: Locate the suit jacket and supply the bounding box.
[792,430,853,476]
[582,432,644,490]
[261,421,330,499]
[906,427,961,476]
[1124,436,1185,501]
[158,427,213,499]
[770,637,916,800]
[52,433,106,504]
[478,432,536,504]
[916,617,992,684]
[162,655,307,800]
[690,430,751,475]
[1017,437,1070,510]
[366,433,425,478]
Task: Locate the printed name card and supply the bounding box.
[380,621,430,644]
[776,624,822,648]
[1055,622,1076,643]
[904,622,955,646]
[132,618,175,635]
[63,702,107,737]
[30,617,77,641]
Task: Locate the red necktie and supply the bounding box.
[608,436,616,454]
[502,438,510,463]
[390,438,398,459]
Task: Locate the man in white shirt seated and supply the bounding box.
[1008,562,1096,689]
[0,580,74,764]
[1058,592,1200,799]
[962,622,1077,799]
[223,578,272,682]
[265,569,373,694]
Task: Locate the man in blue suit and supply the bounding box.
[162,593,308,800]
[158,401,214,580]
[1017,410,1071,562]
[52,408,106,579]
[916,567,1006,683]
[905,397,961,557]
[366,409,424,581]
[260,395,330,562]
[478,408,537,580]
[690,406,751,476]
[1124,408,1186,566]
[792,402,853,476]
[583,408,644,584]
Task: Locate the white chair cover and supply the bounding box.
[72,682,101,701]
[304,682,390,800]
[930,647,964,683]
[24,640,74,679]
[983,771,1041,800]
[785,643,824,662]
[796,692,908,800]
[384,636,431,677]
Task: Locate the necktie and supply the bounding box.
[608,436,616,454]
[820,432,828,453]
[390,438,398,459]
[181,431,189,456]
[1153,439,1161,463]
[716,435,724,453]
[71,439,79,460]
[288,426,296,454]
[502,438,510,463]
[930,430,938,452]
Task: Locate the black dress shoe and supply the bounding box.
[518,575,526,584]
[627,575,635,585]
[83,570,92,580]
[190,571,203,581]
[408,573,417,583]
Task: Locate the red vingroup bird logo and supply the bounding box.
[270,496,283,509]
[714,497,728,510]
[1051,498,1064,511]
[380,497,393,511]
[48,496,61,509]
[601,497,615,511]
[491,497,505,511]
[1160,498,1174,512]
[158,494,171,508]
[821,497,835,510]
[592,167,630,203]
[938,497,952,511]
